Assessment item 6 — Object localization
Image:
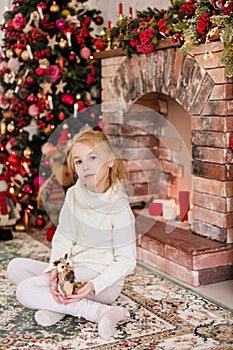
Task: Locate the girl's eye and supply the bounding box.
[75,160,82,165]
[89,155,96,161]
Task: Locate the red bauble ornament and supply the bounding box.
[93,16,104,25]
[61,93,75,105]
[90,112,96,119]
[80,47,91,59]
[95,38,107,51]
[35,215,46,228]
[7,20,14,30]
[69,53,76,61]
[26,76,35,84]
[36,67,44,76]
[58,112,66,121]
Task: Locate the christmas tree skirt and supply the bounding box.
[1,232,233,350]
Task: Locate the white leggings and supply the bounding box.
[7,258,124,321]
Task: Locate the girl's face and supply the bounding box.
[72,141,114,192]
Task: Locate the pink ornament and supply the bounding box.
[56,19,66,29]
[98,120,103,130]
[28,104,40,117]
[22,184,33,194]
[27,95,36,104]
[37,2,47,10]
[80,47,91,59]
[42,158,50,168]
[33,175,45,189]
[61,93,75,106]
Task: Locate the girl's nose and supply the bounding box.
[82,159,89,170]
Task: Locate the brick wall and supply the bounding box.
[95,40,233,244]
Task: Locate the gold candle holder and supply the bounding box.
[106,30,112,50]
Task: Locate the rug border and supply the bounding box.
[138,261,233,314]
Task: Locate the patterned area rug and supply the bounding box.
[1,232,233,350]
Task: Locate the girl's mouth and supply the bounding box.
[84,174,94,179]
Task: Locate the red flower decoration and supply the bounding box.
[13,13,26,31]
[130,38,140,47]
[197,13,211,35]
[139,28,155,44]
[222,1,233,14]
[137,43,154,54]
[45,65,61,83]
[158,18,168,34]
[179,0,196,16]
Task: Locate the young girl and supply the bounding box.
[7,129,136,339]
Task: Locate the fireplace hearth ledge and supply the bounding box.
[135,211,233,286]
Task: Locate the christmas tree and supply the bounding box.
[0,0,103,229]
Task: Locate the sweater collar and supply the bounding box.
[68,178,127,212]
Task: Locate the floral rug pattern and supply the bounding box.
[1,232,233,350]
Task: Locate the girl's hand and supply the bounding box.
[49,269,64,304]
[63,282,95,305]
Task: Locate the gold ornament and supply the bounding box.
[61,9,71,16]
[24,146,34,159]
[0,119,6,134]
[59,38,67,49]
[50,1,60,12]
[7,121,15,133]
[21,50,29,61]
[6,49,14,58]
[14,221,26,232]
[2,110,12,118]
[44,124,53,134]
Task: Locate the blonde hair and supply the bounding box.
[67,129,128,191]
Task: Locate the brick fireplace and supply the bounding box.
[94,39,233,286]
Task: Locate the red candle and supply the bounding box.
[119,3,123,15]
[108,21,111,29]
[179,191,190,222]
[129,7,133,18]
[149,203,163,216]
